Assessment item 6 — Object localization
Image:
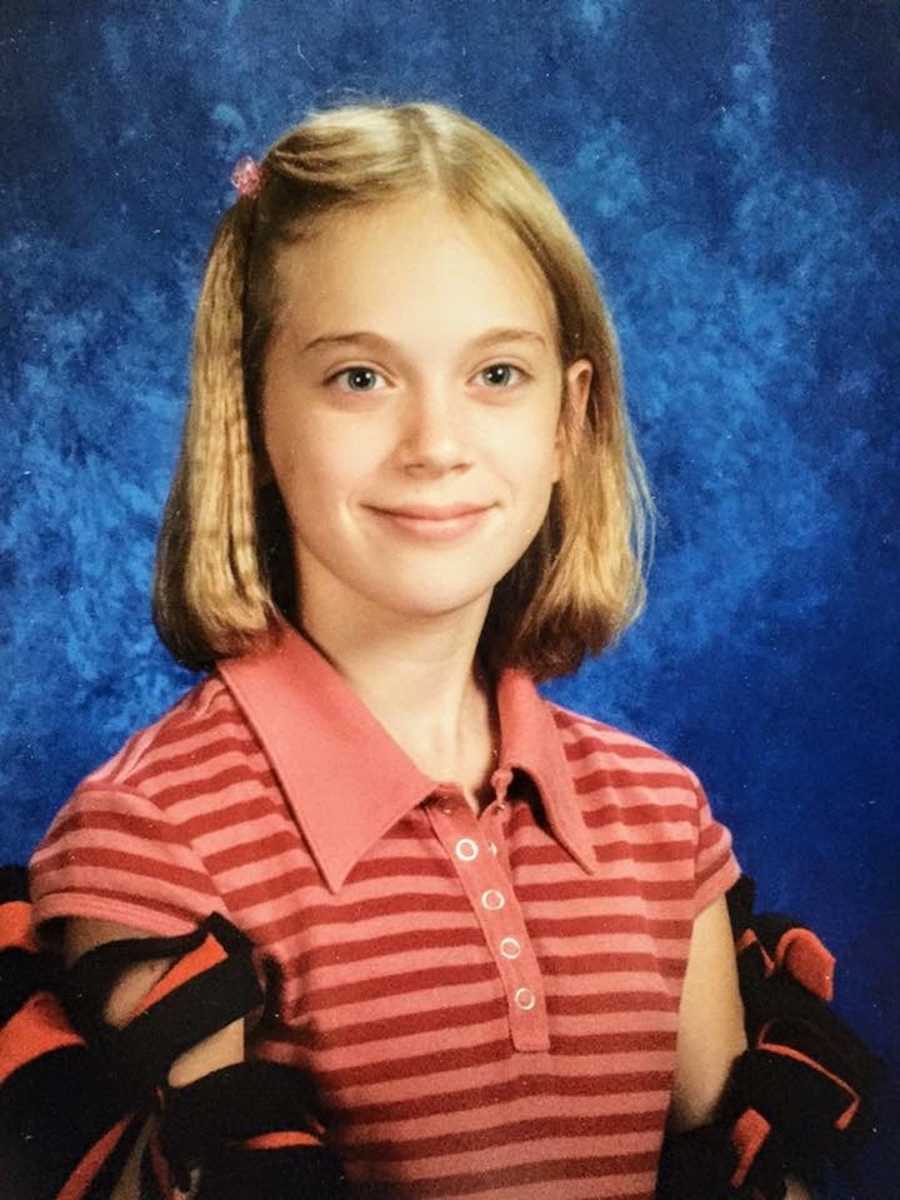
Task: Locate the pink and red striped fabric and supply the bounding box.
[30,626,739,1199]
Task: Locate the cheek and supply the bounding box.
[505,411,563,483]
[267,418,376,516]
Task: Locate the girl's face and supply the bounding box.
[262,193,592,636]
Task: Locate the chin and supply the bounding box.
[381,584,496,620]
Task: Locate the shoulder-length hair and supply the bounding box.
[153,100,653,684]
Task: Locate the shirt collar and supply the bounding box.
[218,624,597,892]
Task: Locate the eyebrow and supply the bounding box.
[300,327,548,355]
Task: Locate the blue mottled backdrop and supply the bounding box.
[2,1,897,1193]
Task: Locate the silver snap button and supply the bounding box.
[481,889,505,911]
[514,986,536,1011]
[455,838,479,862]
[499,937,521,959]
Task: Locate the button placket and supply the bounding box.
[427,793,549,1053]
[487,794,513,872]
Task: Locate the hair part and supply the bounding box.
[153,100,654,682]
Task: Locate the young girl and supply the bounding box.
[28,100,759,1199]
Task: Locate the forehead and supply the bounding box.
[273,194,558,344]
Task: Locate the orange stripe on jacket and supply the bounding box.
[0,899,37,953]
[735,927,775,976]
[243,1130,324,1150]
[729,1107,771,1188]
[0,991,84,1085]
[774,927,835,1002]
[757,1027,860,1131]
[56,1116,132,1200]
[128,933,228,1020]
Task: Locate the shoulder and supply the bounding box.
[29,674,254,933]
[546,699,703,803]
[545,699,741,914]
[30,671,258,870]
[73,673,258,808]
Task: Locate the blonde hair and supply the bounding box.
[153,100,653,683]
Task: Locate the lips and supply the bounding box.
[368,504,492,542]
[371,503,491,520]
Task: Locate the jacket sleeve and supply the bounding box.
[656,872,883,1199]
[0,865,345,1200]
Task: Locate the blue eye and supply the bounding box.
[331,367,386,392]
[479,363,523,387]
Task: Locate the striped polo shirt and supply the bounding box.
[30,624,740,1200]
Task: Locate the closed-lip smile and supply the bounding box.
[371,503,492,520]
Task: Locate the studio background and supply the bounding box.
[2,2,897,1195]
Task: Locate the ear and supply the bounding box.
[553,358,592,482]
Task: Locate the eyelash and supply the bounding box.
[326,363,528,393]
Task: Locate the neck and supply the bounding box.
[297,605,498,787]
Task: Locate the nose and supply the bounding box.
[397,382,473,476]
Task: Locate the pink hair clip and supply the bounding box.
[230,155,266,200]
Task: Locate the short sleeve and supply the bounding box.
[689,772,741,917]
[28,784,225,937]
